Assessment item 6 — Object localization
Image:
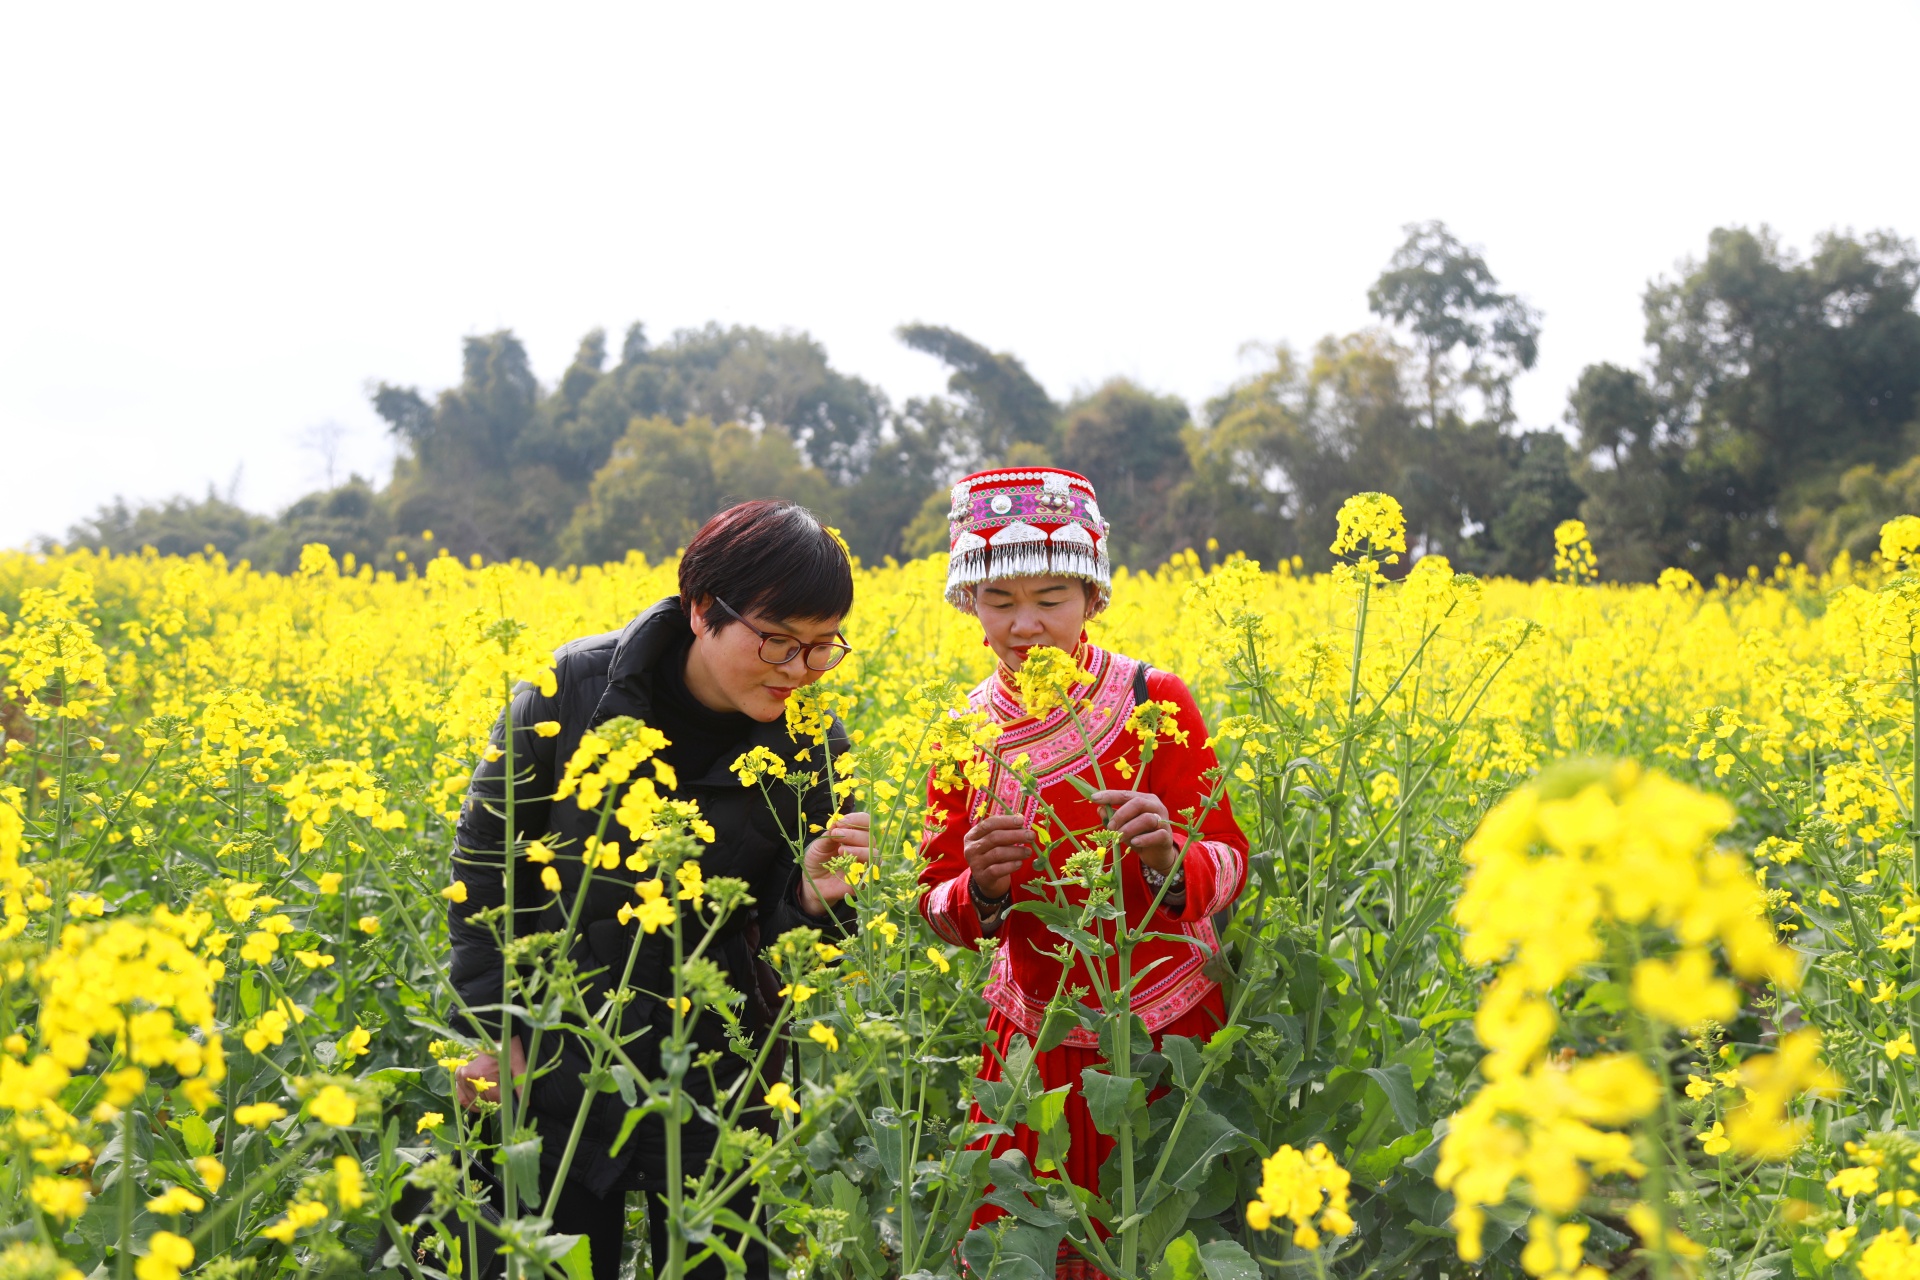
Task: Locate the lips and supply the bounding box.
[766,686,795,700]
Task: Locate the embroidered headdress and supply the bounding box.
[943,467,1111,614]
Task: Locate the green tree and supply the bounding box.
[589,323,888,483]
[241,477,394,573]
[1483,431,1586,578]
[1792,456,1920,570]
[374,330,574,564]
[1368,220,1541,430]
[558,416,834,565]
[1571,226,1920,579]
[1059,379,1192,565]
[896,324,1058,466]
[56,490,270,560]
[1180,334,1425,569]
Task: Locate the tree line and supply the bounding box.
[59,221,1920,581]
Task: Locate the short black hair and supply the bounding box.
[679,500,853,631]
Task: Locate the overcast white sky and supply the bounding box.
[4,1,1916,547]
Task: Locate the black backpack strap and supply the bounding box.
[1133,660,1152,706]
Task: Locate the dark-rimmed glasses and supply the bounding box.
[710,595,853,672]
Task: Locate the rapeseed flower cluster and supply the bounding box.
[1438,759,1816,1264]
[1328,492,1407,566]
[1552,520,1598,585]
[1244,1142,1354,1249]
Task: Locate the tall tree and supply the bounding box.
[896,324,1058,465]
[558,416,833,565]
[1059,380,1192,565]
[374,330,572,563]
[1647,226,1920,512]
[1571,227,1920,579]
[1368,221,1542,430]
[1483,431,1586,578]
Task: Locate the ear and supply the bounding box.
[687,594,714,635]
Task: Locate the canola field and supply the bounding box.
[4,511,1920,1280]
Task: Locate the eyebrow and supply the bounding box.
[761,616,843,641]
[983,584,1069,598]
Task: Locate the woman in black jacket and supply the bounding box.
[446,500,868,1279]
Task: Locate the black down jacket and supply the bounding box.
[447,596,849,1194]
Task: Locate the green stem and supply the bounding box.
[115,1104,134,1280]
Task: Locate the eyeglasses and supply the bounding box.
[710,595,853,672]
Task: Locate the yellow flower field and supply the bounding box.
[2,511,1919,1278]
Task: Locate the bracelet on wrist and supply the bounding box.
[970,878,1012,910]
[1140,862,1185,892]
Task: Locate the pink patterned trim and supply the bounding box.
[1194,841,1244,917]
[983,941,1218,1048]
[923,873,973,946]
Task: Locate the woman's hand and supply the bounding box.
[964,813,1036,900]
[799,811,871,915]
[1090,790,1178,873]
[455,1035,527,1111]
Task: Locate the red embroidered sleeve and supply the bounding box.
[917,772,985,948]
[1139,669,1248,923]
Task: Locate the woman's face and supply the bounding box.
[974,575,1091,670]
[685,597,845,722]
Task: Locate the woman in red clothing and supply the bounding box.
[916,467,1248,1279]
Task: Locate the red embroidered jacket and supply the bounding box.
[916,644,1249,1048]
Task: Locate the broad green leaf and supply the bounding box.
[559,1235,594,1280]
[1362,1062,1421,1133]
[170,1113,215,1158]
[1161,1107,1248,1189]
[1161,1035,1205,1090]
[1080,1068,1146,1138]
[1349,1127,1432,1183]
[1139,1190,1201,1263]
[1197,1238,1262,1280]
[1152,1231,1203,1280]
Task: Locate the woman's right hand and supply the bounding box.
[455,1035,527,1111]
[964,814,1036,901]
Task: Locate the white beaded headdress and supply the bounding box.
[943,467,1111,615]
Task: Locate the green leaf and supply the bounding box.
[559,1235,594,1280]
[1139,1190,1201,1263]
[1161,1108,1248,1189]
[1349,1128,1432,1183]
[363,1066,423,1088]
[1197,1238,1262,1280]
[1036,1004,1080,1053]
[1027,1085,1072,1171]
[502,1135,544,1210]
[1161,1035,1205,1090]
[1152,1231,1203,1280]
[1000,1223,1071,1280]
[972,1077,1015,1123]
[1361,1063,1421,1134]
[982,1188,1070,1229]
[1080,1068,1146,1138]
[607,1098,670,1156]
[170,1113,215,1158]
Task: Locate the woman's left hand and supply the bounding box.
[1090,790,1177,872]
[799,811,871,914]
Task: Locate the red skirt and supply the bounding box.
[966,994,1227,1280]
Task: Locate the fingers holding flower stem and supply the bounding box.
[1089,790,1178,872]
[800,811,871,914]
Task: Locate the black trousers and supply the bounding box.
[547,1107,768,1280]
